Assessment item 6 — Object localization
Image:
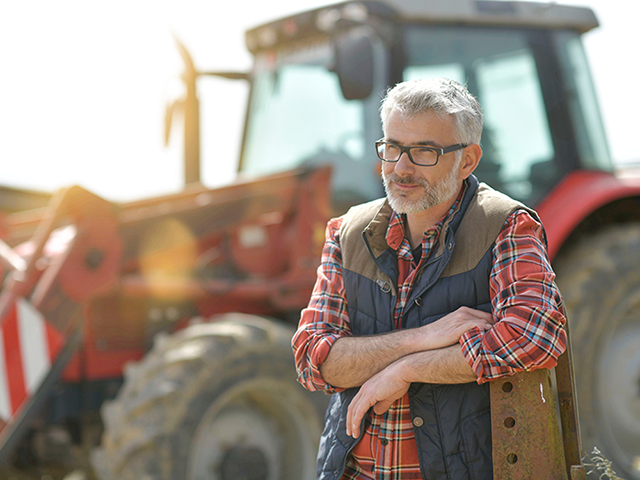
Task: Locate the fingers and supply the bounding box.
[454,307,494,331]
[373,398,395,415]
[457,306,493,322]
[346,370,411,438]
[346,388,375,438]
[468,310,494,332]
[420,307,495,350]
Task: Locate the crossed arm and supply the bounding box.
[319,307,493,438]
[293,211,567,439]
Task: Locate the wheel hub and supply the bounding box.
[220,446,269,480]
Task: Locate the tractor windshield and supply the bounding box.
[401,24,612,205]
[401,25,558,204]
[241,24,612,208]
[239,40,384,207]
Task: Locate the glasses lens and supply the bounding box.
[411,147,437,165]
[377,143,399,161]
[376,142,439,165]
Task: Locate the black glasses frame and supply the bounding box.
[375,139,467,166]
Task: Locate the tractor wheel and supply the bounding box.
[554,223,640,479]
[91,314,328,480]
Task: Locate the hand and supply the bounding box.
[417,306,494,351]
[346,363,411,438]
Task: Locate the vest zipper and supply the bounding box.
[404,232,454,312]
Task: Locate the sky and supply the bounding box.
[0,0,639,202]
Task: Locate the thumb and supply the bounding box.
[373,399,395,415]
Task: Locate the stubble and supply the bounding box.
[381,160,461,214]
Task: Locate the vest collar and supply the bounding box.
[362,175,480,260]
[361,200,394,259]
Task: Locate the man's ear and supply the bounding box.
[459,144,483,179]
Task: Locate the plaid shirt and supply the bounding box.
[292,187,567,479]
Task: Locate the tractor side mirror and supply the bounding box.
[334,29,374,101]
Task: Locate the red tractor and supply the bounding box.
[1,1,639,479]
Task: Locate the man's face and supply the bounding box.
[381,108,463,215]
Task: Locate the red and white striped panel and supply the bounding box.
[0,298,64,429]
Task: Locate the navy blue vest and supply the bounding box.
[317,176,534,480]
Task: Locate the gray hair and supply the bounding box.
[380,78,483,146]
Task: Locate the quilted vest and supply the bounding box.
[317,176,538,480]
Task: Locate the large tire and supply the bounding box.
[91,314,328,480]
[554,223,640,479]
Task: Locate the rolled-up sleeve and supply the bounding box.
[460,210,567,384]
[292,217,352,394]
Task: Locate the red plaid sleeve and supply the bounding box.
[460,210,567,383]
[292,216,352,394]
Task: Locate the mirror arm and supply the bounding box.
[200,71,249,81]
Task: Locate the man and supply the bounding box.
[292,78,567,480]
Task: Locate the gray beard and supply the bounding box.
[381,163,461,214]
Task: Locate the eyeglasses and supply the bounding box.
[374,139,467,167]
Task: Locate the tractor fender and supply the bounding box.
[535,170,640,260]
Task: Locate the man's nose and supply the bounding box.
[394,151,416,176]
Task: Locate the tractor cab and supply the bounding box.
[239,0,611,210]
